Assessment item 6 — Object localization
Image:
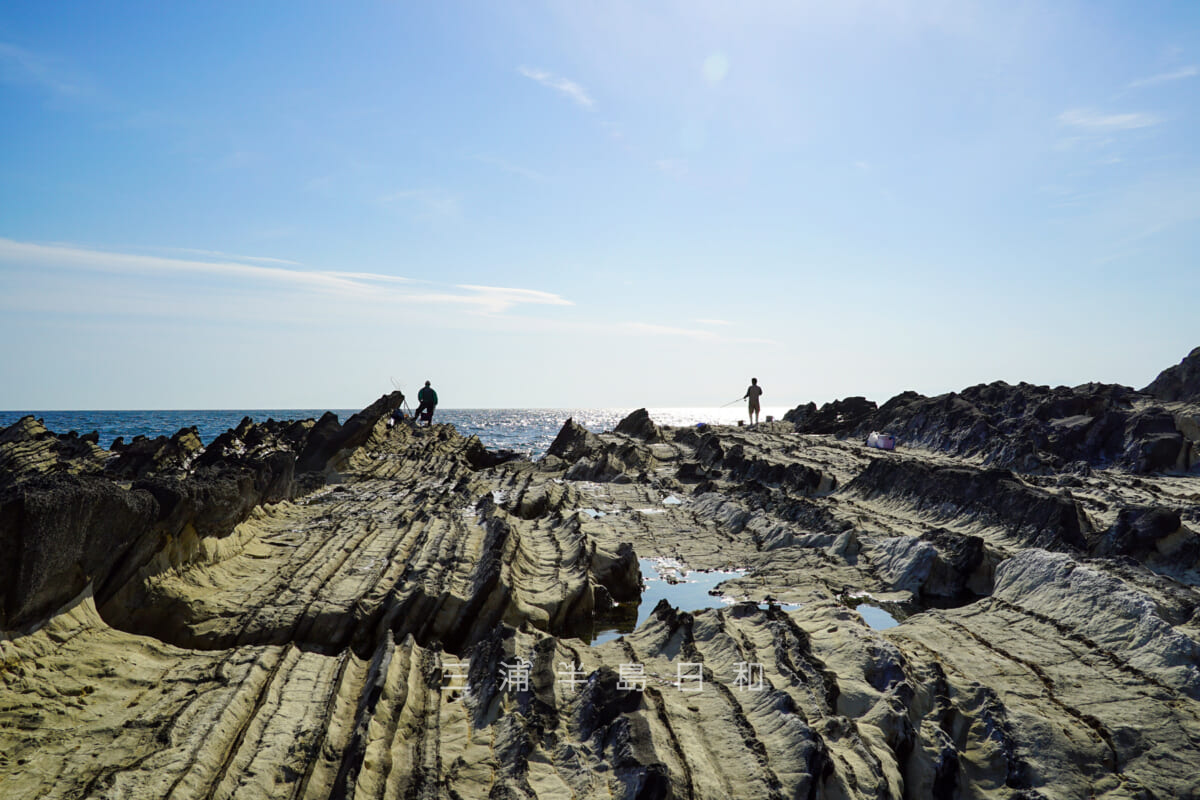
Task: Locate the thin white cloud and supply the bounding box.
[0,238,365,294]
[624,322,716,340]
[328,271,414,285]
[1128,66,1198,89]
[145,246,302,266]
[0,238,569,315]
[517,66,594,109]
[1058,108,1161,131]
[456,284,574,313]
[0,41,88,97]
[695,318,732,326]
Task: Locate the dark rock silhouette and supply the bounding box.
[783,395,877,433]
[0,391,404,629]
[107,426,203,479]
[545,417,602,462]
[614,407,662,441]
[782,347,1200,474]
[0,474,158,628]
[1144,345,1200,402]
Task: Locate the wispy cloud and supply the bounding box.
[517,66,594,109]
[1128,66,1198,89]
[0,238,571,315]
[695,318,732,326]
[1058,108,1161,131]
[456,285,574,313]
[0,238,365,294]
[328,271,414,285]
[141,246,302,266]
[0,41,89,97]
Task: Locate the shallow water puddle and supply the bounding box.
[857,605,900,630]
[591,558,746,645]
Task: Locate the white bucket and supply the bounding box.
[867,431,896,450]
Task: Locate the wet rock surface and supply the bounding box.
[3,358,1200,799]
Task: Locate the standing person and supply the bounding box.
[744,378,763,425]
[415,381,438,426]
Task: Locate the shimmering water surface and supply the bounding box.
[592,558,749,645]
[0,410,359,451]
[0,406,789,457]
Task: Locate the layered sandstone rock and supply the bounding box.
[0,393,408,630]
[2,362,1200,799]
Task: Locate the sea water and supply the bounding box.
[0,406,790,458]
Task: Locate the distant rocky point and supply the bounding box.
[784,345,1200,474]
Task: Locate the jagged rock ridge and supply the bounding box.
[2,357,1200,799]
[1144,345,1200,402]
[785,348,1200,474]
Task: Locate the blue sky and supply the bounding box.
[1,1,1197,409]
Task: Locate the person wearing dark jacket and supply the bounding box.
[415,381,438,426]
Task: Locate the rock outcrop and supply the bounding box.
[0,417,109,486]
[3,359,1200,799]
[783,395,878,433]
[845,459,1092,551]
[613,407,662,441]
[0,392,404,630]
[1144,345,1200,402]
[783,348,1200,474]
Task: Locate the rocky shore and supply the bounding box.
[2,348,1199,799]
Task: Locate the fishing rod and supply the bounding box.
[719,396,745,408]
[390,377,415,416]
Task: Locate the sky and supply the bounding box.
[1,1,1198,410]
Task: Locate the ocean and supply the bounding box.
[0,407,791,460]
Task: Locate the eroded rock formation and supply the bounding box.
[1144,345,1200,403]
[3,354,1200,799]
[785,355,1200,475]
